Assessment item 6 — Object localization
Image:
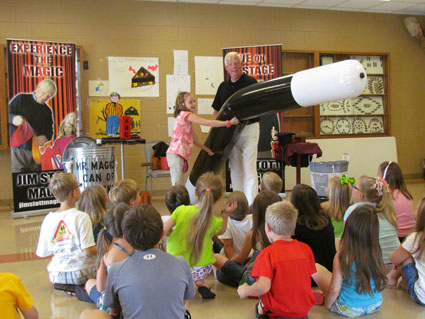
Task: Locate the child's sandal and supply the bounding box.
[255,302,269,318]
[197,286,216,299]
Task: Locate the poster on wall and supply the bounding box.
[88,80,109,97]
[108,57,159,97]
[222,44,283,191]
[166,74,191,114]
[7,39,77,213]
[194,56,224,95]
[88,98,141,138]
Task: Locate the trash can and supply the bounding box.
[310,159,349,197]
[65,146,115,193]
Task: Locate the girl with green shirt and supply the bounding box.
[321,175,353,241]
[164,172,234,299]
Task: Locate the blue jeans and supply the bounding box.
[402,263,425,306]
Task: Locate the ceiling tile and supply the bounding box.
[137,0,425,15]
[333,0,382,10]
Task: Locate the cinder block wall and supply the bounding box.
[0,0,424,199]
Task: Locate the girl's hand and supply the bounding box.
[205,147,214,156]
[224,201,238,215]
[237,283,249,299]
[229,117,239,126]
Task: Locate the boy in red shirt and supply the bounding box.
[238,201,316,318]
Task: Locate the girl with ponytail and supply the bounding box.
[164,172,235,299]
[344,175,399,267]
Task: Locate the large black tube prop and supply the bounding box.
[186,60,367,200]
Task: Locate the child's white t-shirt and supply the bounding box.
[402,232,425,302]
[219,214,253,257]
[36,208,96,273]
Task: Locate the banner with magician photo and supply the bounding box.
[7,39,77,213]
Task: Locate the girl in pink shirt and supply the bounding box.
[166,92,239,186]
[379,161,416,242]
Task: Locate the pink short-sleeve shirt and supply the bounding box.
[167,111,194,161]
[392,189,416,237]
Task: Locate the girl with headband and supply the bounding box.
[379,161,416,242]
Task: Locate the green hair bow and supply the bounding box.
[340,174,355,186]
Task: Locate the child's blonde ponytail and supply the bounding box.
[187,172,223,266]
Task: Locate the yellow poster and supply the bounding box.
[88,98,141,138]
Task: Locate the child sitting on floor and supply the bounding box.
[378,161,416,242]
[164,172,234,299]
[213,191,282,288]
[260,171,283,194]
[104,204,196,318]
[321,175,353,241]
[78,184,108,243]
[0,272,39,319]
[291,184,336,273]
[313,205,387,317]
[161,185,191,250]
[84,203,133,311]
[218,191,252,258]
[345,175,399,266]
[165,184,191,214]
[238,201,316,318]
[108,179,140,206]
[36,172,96,287]
[387,196,425,306]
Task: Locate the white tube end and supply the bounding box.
[291,60,367,107]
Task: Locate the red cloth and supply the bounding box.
[252,240,316,318]
[10,119,34,147]
[283,142,322,167]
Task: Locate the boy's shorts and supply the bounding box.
[330,299,382,317]
[402,262,425,306]
[49,267,96,285]
[191,265,213,281]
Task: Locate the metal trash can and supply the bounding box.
[310,157,349,197]
[65,146,115,193]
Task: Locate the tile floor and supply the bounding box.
[1,180,425,318]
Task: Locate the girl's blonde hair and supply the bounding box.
[340,205,387,295]
[226,191,249,221]
[109,179,140,205]
[96,203,130,269]
[328,176,352,222]
[78,185,108,227]
[187,172,223,266]
[260,172,283,194]
[48,172,79,202]
[174,91,191,117]
[357,175,397,228]
[58,112,76,137]
[413,197,425,260]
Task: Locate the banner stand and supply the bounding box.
[10,208,51,219]
[7,39,77,217]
